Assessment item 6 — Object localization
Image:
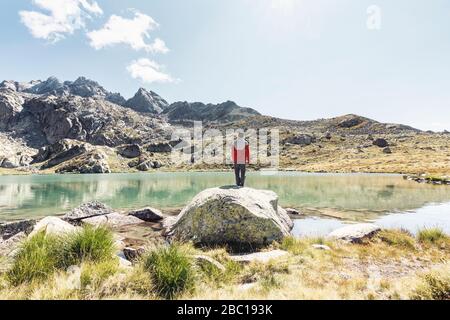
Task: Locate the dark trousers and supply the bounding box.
[234,164,246,187]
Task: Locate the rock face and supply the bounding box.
[128,207,165,222]
[168,187,293,248]
[327,223,381,243]
[125,88,169,114]
[64,201,116,222]
[56,150,111,174]
[147,142,172,153]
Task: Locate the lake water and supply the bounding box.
[1,172,449,236]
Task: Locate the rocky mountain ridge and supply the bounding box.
[1,76,447,176]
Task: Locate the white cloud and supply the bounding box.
[127,58,176,84]
[87,12,169,53]
[19,0,102,42]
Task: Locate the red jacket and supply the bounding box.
[232,143,250,164]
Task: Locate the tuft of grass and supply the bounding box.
[57,225,115,268]
[80,259,119,290]
[410,269,450,300]
[6,232,58,286]
[279,236,308,255]
[378,229,416,249]
[7,226,115,286]
[417,228,448,244]
[196,248,242,286]
[143,243,196,299]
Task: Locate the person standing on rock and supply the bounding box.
[232,131,250,187]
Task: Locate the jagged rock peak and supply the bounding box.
[125,87,169,114]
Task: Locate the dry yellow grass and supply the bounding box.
[0,230,448,300]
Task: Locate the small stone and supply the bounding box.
[312,244,331,251]
[128,207,165,222]
[285,208,303,216]
[123,247,146,261]
[194,255,226,272]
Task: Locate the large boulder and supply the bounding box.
[327,223,381,243]
[64,201,115,222]
[284,134,316,146]
[29,217,79,237]
[117,144,141,158]
[373,138,389,148]
[168,187,293,248]
[82,213,143,228]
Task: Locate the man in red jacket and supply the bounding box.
[232,131,250,187]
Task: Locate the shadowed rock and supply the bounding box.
[128,207,165,222]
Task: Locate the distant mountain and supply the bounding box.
[125,88,169,114]
[163,100,261,124]
[1,76,127,106]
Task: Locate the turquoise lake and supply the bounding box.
[1,172,449,236]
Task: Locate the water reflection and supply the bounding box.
[0,172,450,222]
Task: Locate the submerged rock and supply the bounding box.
[327,223,381,243]
[168,186,293,248]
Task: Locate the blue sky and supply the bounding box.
[1,0,449,131]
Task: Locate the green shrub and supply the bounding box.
[378,229,416,249]
[143,244,195,299]
[57,225,115,268]
[7,232,58,286]
[417,228,448,244]
[411,271,450,300]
